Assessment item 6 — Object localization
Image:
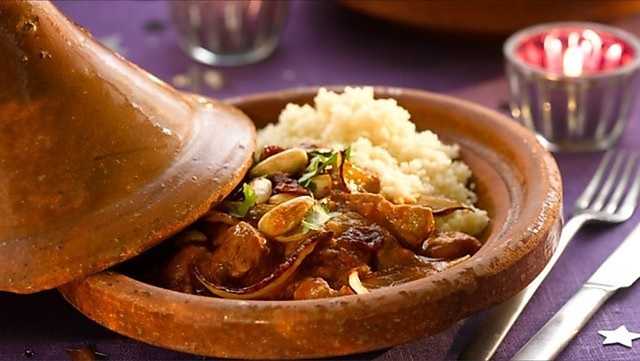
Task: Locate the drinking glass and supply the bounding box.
[170,0,288,66]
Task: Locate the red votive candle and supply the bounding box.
[504,22,640,152]
[515,26,635,77]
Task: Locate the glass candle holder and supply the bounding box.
[504,22,640,152]
[170,0,288,67]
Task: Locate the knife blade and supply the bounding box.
[458,214,586,361]
[587,222,640,288]
[512,222,640,360]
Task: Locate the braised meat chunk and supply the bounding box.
[208,221,270,280]
[421,231,482,260]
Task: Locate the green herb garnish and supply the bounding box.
[224,183,256,218]
[301,202,339,231]
[298,150,340,187]
[344,146,352,160]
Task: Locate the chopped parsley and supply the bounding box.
[301,202,339,231]
[344,146,352,161]
[298,149,340,187]
[224,183,256,218]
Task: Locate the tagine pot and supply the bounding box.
[0,0,255,294]
[341,0,640,35]
[1,1,563,359]
[60,87,563,359]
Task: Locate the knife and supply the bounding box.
[512,222,640,360]
[458,214,586,361]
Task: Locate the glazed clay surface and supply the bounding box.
[61,87,562,359]
[340,0,640,35]
[0,1,255,293]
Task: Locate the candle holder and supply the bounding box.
[504,22,640,152]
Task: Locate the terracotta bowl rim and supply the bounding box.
[63,86,563,310]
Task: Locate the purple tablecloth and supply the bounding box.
[2,1,640,360]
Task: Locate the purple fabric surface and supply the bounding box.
[2,1,640,360]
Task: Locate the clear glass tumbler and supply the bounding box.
[170,0,288,66]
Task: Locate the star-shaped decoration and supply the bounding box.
[598,325,640,348]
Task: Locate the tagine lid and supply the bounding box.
[0,0,255,293]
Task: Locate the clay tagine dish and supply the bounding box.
[0,1,562,359]
[60,86,562,359]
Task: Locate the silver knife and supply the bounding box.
[458,214,586,360]
[512,222,640,360]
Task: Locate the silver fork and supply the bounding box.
[460,150,640,361]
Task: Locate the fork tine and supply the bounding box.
[617,152,640,218]
[605,152,638,214]
[591,152,626,211]
[575,151,614,210]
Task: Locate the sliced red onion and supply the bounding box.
[418,196,473,216]
[193,232,332,300]
[432,205,472,217]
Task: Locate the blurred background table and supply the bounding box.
[2,1,640,360]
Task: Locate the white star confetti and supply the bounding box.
[598,325,640,348]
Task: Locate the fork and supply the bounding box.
[459,150,640,361]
